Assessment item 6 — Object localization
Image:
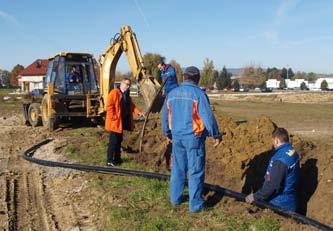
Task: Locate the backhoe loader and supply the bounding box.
[23,25,162,131]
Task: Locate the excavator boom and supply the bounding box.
[99,26,162,113]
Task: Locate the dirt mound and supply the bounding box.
[126,115,312,192]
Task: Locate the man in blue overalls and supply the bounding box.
[245,128,300,212]
[158,62,179,95]
[162,66,222,213]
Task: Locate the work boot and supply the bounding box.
[107,162,116,167]
[115,153,122,166]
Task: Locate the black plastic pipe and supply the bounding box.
[23,138,333,231]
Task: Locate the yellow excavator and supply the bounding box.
[23,25,162,131]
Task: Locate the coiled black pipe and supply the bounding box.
[23,138,333,231]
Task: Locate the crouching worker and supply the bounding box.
[162,66,222,213]
[105,78,144,166]
[245,128,300,212]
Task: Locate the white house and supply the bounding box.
[18,59,48,93]
[266,79,280,88]
[266,77,333,90]
[285,79,306,89]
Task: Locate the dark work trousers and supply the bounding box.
[107,131,123,164]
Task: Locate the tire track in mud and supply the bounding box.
[0,120,67,231]
[6,176,18,231]
[1,170,58,231]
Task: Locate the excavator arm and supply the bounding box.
[99,26,162,113]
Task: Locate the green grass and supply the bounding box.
[88,173,281,230]
[225,217,280,231]
[65,137,283,230]
[89,175,190,230]
[0,88,17,94]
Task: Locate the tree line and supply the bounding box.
[2,55,324,91]
[0,64,24,88]
[142,55,237,90]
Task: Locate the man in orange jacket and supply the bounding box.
[105,78,144,166]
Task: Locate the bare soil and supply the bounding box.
[0,112,99,230]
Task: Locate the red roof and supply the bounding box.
[19,59,48,76]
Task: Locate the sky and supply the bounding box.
[1,0,333,74]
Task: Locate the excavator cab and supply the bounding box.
[45,53,98,95]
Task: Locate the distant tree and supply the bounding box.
[0,69,11,87]
[265,67,272,80]
[239,65,265,87]
[213,70,219,84]
[306,72,317,81]
[124,71,133,79]
[10,64,24,87]
[266,67,282,80]
[169,59,183,83]
[260,81,267,89]
[143,53,164,82]
[279,78,287,89]
[216,66,232,90]
[232,79,240,91]
[300,82,308,90]
[293,71,307,80]
[281,67,288,79]
[288,68,294,79]
[200,58,215,87]
[321,80,328,91]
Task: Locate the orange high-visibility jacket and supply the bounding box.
[105,88,141,133]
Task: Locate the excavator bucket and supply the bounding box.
[139,77,165,113]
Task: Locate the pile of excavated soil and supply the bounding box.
[126,114,313,192]
[123,114,333,226]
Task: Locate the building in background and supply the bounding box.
[266,77,333,90]
[266,79,280,89]
[18,59,48,93]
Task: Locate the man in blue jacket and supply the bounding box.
[158,62,179,95]
[67,65,81,83]
[162,66,222,213]
[245,128,300,212]
[66,65,82,93]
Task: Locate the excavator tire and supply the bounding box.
[28,103,42,127]
[41,94,57,131]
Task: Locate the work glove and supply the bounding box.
[213,136,222,147]
[166,134,172,143]
[245,193,255,203]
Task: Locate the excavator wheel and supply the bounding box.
[28,103,42,127]
[41,94,57,131]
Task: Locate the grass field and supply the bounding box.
[211,100,333,140]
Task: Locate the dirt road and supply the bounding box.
[0,115,96,230]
